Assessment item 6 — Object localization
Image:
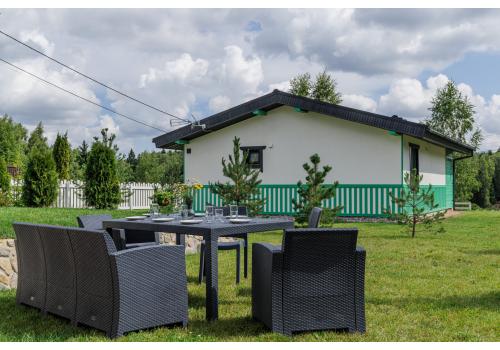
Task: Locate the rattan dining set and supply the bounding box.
[12,207,366,338]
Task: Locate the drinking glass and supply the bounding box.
[150,203,159,218]
[205,205,214,223]
[181,204,189,219]
[229,204,238,218]
[215,208,224,222]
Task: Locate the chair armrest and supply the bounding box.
[252,242,283,332]
[110,228,126,250]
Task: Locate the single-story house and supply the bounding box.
[153,90,473,217]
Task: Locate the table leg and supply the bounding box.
[176,233,185,246]
[204,235,219,320]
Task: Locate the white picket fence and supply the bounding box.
[10,180,158,210]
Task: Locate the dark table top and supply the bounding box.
[102,216,295,238]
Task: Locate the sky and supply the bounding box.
[1,8,500,153]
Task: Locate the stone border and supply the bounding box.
[0,239,17,290]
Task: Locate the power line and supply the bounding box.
[0,29,188,123]
[0,57,167,133]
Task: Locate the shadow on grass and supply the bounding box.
[0,290,269,341]
[186,316,269,338]
[469,249,500,255]
[369,291,500,311]
[0,291,100,341]
[237,287,252,297]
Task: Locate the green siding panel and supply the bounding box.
[193,184,450,217]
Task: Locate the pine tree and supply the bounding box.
[83,129,121,209]
[211,136,264,215]
[22,147,58,207]
[77,140,89,165]
[52,132,72,180]
[387,169,445,238]
[291,153,342,224]
[27,122,48,153]
[311,69,343,104]
[126,148,138,172]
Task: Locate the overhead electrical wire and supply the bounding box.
[0,29,188,123]
[0,57,167,133]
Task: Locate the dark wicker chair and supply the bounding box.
[252,228,366,335]
[77,214,159,250]
[68,227,188,338]
[198,205,248,284]
[308,207,322,228]
[38,224,77,324]
[12,223,47,311]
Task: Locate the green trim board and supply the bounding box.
[252,109,267,116]
[192,183,451,217]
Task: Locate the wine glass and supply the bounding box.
[205,205,214,223]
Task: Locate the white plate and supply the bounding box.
[225,215,248,219]
[229,218,251,224]
[180,219,203,225]
[125,216,147,221]
[194,213,205,217]
[152,217,174,222]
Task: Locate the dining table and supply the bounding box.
[102,215,295,321]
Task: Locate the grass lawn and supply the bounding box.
[0,207,499,341]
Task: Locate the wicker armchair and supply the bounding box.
[68,227,188,338]
[252,228,366,335]
[12,223,47,310]
[77,214,159,250]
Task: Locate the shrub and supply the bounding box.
[0,157,11,206]
[83,130,121,209]
[22,147,58,207]
[52,132,72,180]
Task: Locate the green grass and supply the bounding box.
[0,208,499,341]
[0,207,146,239]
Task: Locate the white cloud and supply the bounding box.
[342,94,377,112]
[221,45,263,95]
[1,9,500,153]
[19,30,55,56]
[139,53,209,87]
[208,95,231,113]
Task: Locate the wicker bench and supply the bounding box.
[13,222,188,338]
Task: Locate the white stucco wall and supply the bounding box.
[402,135,446,185]
[184,106,403,185]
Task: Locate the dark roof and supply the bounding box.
[153,90,474,155]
